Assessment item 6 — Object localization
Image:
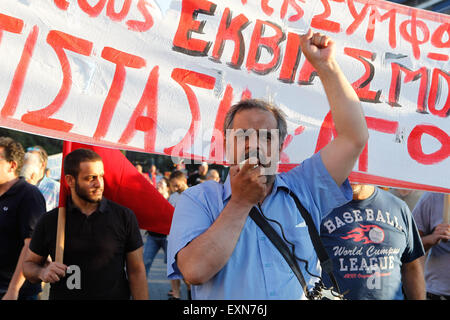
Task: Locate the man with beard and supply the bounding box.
[23,148,148,300]
[167,31,369,299]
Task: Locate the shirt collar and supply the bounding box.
[222,172,290,202]
[1,177,25,197]
[67,196,108,214]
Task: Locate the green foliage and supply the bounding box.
[0,127,62,155]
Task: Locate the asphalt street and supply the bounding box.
[147,248,189,300]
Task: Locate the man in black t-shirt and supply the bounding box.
[23,148,148,300]
[0,137,46,300]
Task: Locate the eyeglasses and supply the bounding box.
[27,147,42,152]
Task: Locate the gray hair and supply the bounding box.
[20,152,41,182]
[223,99,288,146]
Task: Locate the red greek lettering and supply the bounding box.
[280,134,292,163]
[315,112,398,172]
[241,88,252,100]
[408,124,450,165]
[2,26,39,119]
[119,66,159,152]
[311,0,343,33]
[210,7,250,69]
[209,84,233,161]
[0,13,24,35]
[77,0,107,17]
[164,68,216,157]
[281,124,306,163]
[359,117,398,171]
[261,0,274,16]
[428,68,450,118]
[0,13,26,118]
[21,31,93,132]
[54,0,70,10]
[344,47,381,103]
[126,0,154,32]
[246,20,285,75]
[93,47,146,140]
[297,58,318,85]
[280,0,304,22]
[427,52,449,61]
[431,23,450,49]
[107,0,132,22]
[389,63,429,113]
[279,32,302,83]
[315,112,336,153]
[346,0,370,36]
[366,7,397,49]
[172,0,217,56]
[399,11,429,60]
[428,23,450,61]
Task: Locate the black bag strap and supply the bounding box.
[278,186,341,293]
[248,206,309,298]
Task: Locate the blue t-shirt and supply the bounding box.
[167,152,352,299]
[320,188,425,300]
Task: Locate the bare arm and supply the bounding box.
[177,160,266,285]
[299,30,369,186]
[1,239,31,300]
[401,258,426,300]
[126,247,149,300]
[419,225,450,252]
[23,249,67,284]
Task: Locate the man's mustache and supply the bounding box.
[242,149,271,168]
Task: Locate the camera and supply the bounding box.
[307,281,346,300]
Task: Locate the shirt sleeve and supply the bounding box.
[411,192,433,234]
[166,189,215,279]
[125,209,144,253]
[29,212,51,258]
[17,185,47,240]
[401,203,425,263]
[281,151,352,222]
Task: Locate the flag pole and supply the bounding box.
[55,141,71,263]
[55,208,66,263]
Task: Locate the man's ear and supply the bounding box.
[65,174,76,188]
[9,160,17,174]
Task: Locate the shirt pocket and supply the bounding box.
[284,221,316,268]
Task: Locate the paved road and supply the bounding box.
[147,248,189,300]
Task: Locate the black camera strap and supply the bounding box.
[278,186,341,293]
[248,186,341,295]
[248,206,309,297]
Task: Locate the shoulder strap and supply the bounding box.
[278,186,341,293]
[249,207,310,298]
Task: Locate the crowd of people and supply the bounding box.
[0,30,449,301]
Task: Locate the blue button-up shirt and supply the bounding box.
[37,176,60,212]
[167,152,352,299]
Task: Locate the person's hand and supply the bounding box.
[299,29,336,71]
[229,157,267,208]
[39,262,67,283]
[429,223,450,245]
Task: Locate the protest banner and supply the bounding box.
[0,0,448,192]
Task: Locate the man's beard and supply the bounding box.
[75,180,103,203]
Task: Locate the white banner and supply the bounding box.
[0,0,448,192]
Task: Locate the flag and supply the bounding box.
[59,141,174,235]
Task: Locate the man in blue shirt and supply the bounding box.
[21,146,60,212]
[167,30,369,299]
